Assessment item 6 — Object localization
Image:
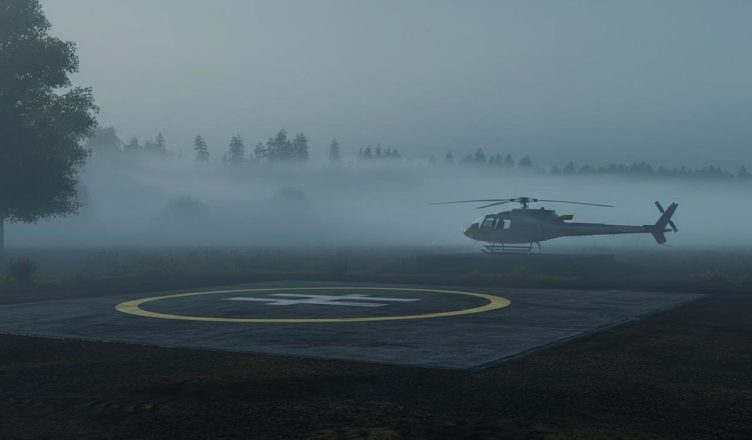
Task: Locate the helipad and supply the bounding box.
[0,281,701,370]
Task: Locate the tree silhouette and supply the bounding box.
[504,154,514,167]
[193,135,210,162]
[445,151,455,166]
[474,148,486,164]
[563,161,576,174]
[253,142,267,162]
[124,136,142,153]
[0,0,98,263]
[266,129,292,161]
[738,165,751,179]
[85,127,122,155]
[144,132,167,155]
[155,132,167,154]
[518,155,533,168]
[363,145,374,159]
[228,135,245,164]
[329,139,341,163]
[291,132,309,161]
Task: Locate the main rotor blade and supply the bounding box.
[535,199,613,208]
[476,201,512,209]
[429,199,511,205]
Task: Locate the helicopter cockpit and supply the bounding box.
[475,215,510,230]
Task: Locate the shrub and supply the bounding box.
[8,258,37,283]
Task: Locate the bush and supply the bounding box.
[8,258,37,283]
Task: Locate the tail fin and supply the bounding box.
[651,202,678,244]
[651,231,667,244]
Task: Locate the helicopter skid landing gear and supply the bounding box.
[482,242,542,255]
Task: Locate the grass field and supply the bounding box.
[3,245,751,297]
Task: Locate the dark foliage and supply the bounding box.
[0,0,98,261]
[7,258,37,283]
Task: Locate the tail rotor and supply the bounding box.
[651,201,678,244]
[655,201,678,232]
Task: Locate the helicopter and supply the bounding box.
[431,196,678,253]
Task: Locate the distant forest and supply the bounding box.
[86,127,752,181]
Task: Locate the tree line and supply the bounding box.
[434,148,751,180]
[86,127,751,180]
[87,127,313,164]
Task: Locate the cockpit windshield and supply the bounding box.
[479,215,509,230]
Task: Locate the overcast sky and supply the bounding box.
[41,0,751,168]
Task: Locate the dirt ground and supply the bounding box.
[0,285,750,440]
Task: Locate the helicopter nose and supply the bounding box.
[464,222,479,238]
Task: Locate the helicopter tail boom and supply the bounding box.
[650,202,678,244]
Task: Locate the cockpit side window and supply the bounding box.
[494,218,511,229]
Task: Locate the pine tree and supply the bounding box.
[445,151,455,165]
[504,154,514,167]
[193,135,210,162]
[266,129,291,161]
[144,132,167,155]
[363,145,374,159]
[391,148,400,159]
[124,136,141,153]
[253,142,267,162]
[738,165,751,179]
[563,161,576,174]
[329,139,341,163]
[474,148,486,164]
[154,132,167,154]
[375,144,383,159]
[291,132,309,161]
[518,155,533,168]
[228,135,245,164]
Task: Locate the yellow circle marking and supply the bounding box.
[115,287,511,323]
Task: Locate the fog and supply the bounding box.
[7,155,752,250]
[6,1,752,253]
[40,0,752,168]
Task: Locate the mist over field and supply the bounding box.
[3,0,752,273]
[7,154,751,250]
